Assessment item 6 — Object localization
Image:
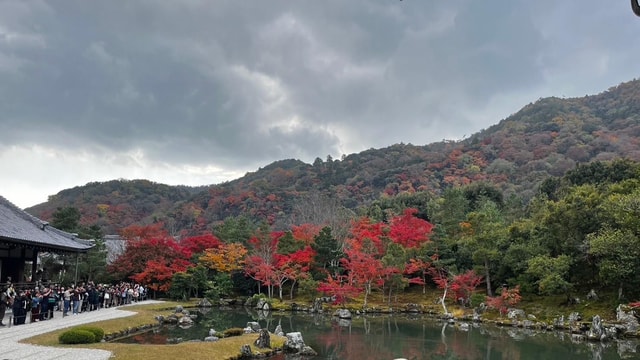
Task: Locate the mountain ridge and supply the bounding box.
[27,78,640,235]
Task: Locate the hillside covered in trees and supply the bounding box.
[46,158,640,309]
[25,78,640,307]
[27,79,640,236]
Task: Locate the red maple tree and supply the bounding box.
[450,270,483,306]
[342,242,385,308]
[179,234,223,255]
[276,246,315,299]
[317,274,361,305]
[388,208,434,248]
[404,257,432,293]
[486,285,522,316]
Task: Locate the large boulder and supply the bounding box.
[244,321,261,334]
[178,315,194,328]
[616,304,640,334]
[405,303,420,313]
[301,345,318,356]
[507,308,526,320]
[568,312,582,323]
[284,332,306,353]
[553,315,565,328]
[333,309,352,319]
[254,329,271,349]
[240,344,253,358]
[311,298,323,313]
[274,324,284,336]
[587,315,604,341]
[256,298,271,311]
[197,298,213,307]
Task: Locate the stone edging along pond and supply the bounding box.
[282,298,640,342]
[103,304,317,359]
[101,299,639,359]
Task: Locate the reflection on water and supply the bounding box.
[116,308,638,359]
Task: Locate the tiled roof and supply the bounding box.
[0,195,93,252]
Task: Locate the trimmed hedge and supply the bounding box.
[73,326,105,342]
[223,327,245,337]
[59,329,96,344]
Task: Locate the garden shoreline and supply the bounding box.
[0,300,163,360]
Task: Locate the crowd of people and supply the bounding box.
[0,280,146,326]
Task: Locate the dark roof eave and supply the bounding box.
[0,235,93,253]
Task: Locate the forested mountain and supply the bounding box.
[28,79,640,235]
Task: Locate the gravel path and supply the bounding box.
[0,300,164,360]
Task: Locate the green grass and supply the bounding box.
[23,301,286,360]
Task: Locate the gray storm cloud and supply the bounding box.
[0,0,639,208]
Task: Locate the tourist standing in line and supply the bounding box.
[103,287,111,308]
[31,290,41,322]
[63,287,71,316]
[40,286,50,320]
[12,291,28,325]
[72,286,81,315]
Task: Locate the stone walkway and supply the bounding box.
[0,301,163,360]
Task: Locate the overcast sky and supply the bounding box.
[1,1,638,209]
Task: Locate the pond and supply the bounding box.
[116,308,638,359]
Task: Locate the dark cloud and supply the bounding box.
[0,0,639,207]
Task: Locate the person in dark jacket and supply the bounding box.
[88,285,99,311]
[12,291,28,325]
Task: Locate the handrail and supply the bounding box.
[633,0,640,16]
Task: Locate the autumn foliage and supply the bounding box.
[110,208,509,309]
[109,225,222,292]
[388,208,433,248]
[486,286,523,315]
[450,270,484,304]
[317,274,362,305]
[200,243,247,273]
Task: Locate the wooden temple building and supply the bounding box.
[0,195,93,284]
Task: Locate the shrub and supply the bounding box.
[245,293,269,307]
[470,293,486,308]
[73,326,105,342]
[223,327,245,337]
[59,329,96,344]
[297,278,319,299]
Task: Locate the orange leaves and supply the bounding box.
[459,221,474,235]
[200,243,248,273]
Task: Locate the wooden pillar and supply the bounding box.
[74,252,79,285]
[18,247,25,283]
[31,249,38,283]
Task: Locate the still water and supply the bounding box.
[118,308,638,359]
